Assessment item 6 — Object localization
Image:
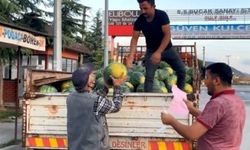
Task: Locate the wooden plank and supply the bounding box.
[28,96,67,105]
[28,106,67,117]
[109,126,176,133]
[27,125,66,135]
[108,94,173,107]
[107,119,188,128]
[27,130,66,135]
[109,132,183,138]
[107,109,188,120]
[29,117,66,126]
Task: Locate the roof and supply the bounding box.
[0,21,91,54]
[0,21,51,37]
[64,43,92,54]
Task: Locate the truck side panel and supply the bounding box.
[23,93,191,149]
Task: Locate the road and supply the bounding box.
[0,118,23,150]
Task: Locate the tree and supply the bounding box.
[46,0,90,45]
[84,11,104,69]
[0,0,20,22]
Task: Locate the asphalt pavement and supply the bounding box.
[0,118,23,150]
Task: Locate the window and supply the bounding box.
[62,58,78,72]
[3,59,17,80]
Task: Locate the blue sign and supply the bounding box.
[170,24,250,39]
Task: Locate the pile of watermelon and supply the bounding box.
[94,61,194,94]
[38,80,75,94]
[38,61,194,94]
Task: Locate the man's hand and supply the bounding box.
[151,51,161,64]
[161,112,175,125]
[183,99,201,117]
[184,99,195,112]
[125,55,134,69]
[111,73,127,87]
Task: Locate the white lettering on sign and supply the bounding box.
[171,25,208,32]
[109,10,140,18]
[171,24,250,39]
[109,10,140,25]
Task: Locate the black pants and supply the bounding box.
[144,47,186,92]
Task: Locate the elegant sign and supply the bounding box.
[0,25,46,51]
[171,24,250,39]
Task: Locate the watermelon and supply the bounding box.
[61,80,73,91]
[94,77,105,91]
[95,69,103,80]
[132,65,145,73]
[125,82,134,92]
[159,61,170,69]
[164,74,177,91]
[185,74,192,85]
[103,62,127,86]
[120,84,131,93]
[152,79,167,93]
[165,67,174,75]
[155,69,168,81]
[62,87,75,93]
[136,84,144,92]
[165,75,177,86]
[129,71,145,87]
[39,85,58,93]
[184,83,193,94]
[160,86,168,93]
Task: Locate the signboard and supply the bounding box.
[109,10,140,25]
[168,8,250,22]
[109,8,250,24]
[171,24,250,39]
[0,25,46,51]
[108,24,250,39]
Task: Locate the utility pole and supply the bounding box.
[226,55,231,66]
[202,46,205,67]
[104,0,109,67]
[53,0,62,71]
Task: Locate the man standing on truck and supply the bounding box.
[126,0,186,91]
[67,63,126,150]
[161,63,246,150]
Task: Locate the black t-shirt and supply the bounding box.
[134,9,172,53]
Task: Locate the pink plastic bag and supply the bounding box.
[167,85,189,118]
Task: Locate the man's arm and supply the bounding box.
[151,24,171,64]
[94,86,123,115]
[184,100,201,117]
[161,112,208,140]
[126,31,140,68]
[156,24,171,53]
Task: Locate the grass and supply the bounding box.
[0,109,22,121]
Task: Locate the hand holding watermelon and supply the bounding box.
[104,62,128,86]
[110,73,127,87]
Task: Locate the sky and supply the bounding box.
[81,0,250,74]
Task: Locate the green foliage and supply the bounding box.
[0,0,20,22]
[0,48,32,65]
[0,109,22,120]
[60,0,90,45]
[84,11,104,69]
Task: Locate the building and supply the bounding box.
[0,21,90,107]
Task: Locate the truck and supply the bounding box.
[22,43,200,150]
